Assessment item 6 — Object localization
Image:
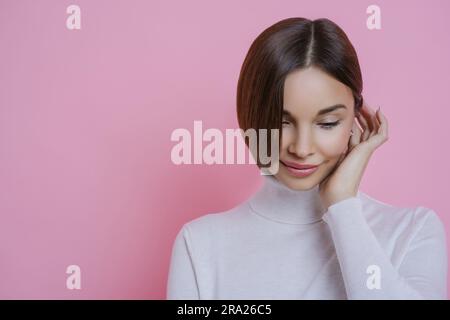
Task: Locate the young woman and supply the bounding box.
[167,17,448,299]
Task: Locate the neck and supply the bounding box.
[248,175,327,225]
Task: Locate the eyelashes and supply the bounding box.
[319,120,341,130]
[282,120,341,130]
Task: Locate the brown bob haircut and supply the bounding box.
[236,17,364,169]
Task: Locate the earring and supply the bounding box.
[350,130,354,136]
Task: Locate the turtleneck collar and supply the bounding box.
[248,174,354,225]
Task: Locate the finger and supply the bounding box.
[362,102,381,140]
[356,111,370,142]
[374,107,381,127]
[349,118,362,149]
[368,108,389,147]
[376,108,388,140]
[368,106,381,139]
[360,101,378,133]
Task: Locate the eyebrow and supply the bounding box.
[283,104,347,118]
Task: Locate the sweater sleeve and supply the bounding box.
[322,197,448,300]
[166,225,200,299]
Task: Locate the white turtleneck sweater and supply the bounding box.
[166,175,448,299]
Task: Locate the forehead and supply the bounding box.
[283,67,353,117]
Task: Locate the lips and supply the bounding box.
[281,160,320,178]
[280,160,319,170]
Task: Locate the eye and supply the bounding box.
[319,120,341,130]
[282,121,290,126]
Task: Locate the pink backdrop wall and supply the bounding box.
[0,0,449,299]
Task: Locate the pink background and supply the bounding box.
[0,0,449,299]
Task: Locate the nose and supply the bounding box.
[287,127,314,158]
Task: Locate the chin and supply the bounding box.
[275,171,320,191]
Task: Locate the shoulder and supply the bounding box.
[176,201,251,242]
[171,201,254,263]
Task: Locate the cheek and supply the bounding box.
[280,129,295,152]
[316,129,351,158]
[280,127,350,158]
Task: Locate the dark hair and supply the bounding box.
[236,17,363,168]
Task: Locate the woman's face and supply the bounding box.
[274,66,356,190]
